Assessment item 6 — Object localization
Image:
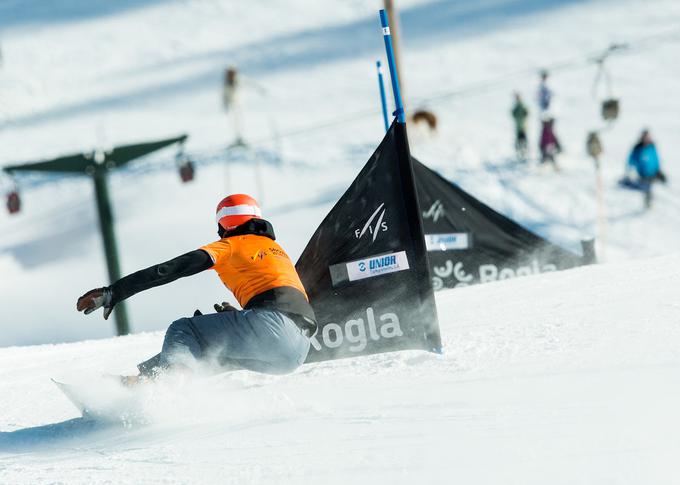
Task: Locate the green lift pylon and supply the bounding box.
[3,134,188,336]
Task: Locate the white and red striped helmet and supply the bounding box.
[215,194,262,231]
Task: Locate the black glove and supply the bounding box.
[77,287,114,320]
[214,301,238,313]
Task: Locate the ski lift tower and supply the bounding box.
[3,134,188,337]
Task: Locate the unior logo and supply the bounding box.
[310,307,403,353]
[355,203,388,242]
[369,254,397,270]
[346,251,409,282]
[425,233,470,251]
[423,200,444,223]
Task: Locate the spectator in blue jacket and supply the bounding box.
[626,129,666,208]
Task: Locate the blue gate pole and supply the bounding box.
[376,60,390,132]
[379,9,406,123]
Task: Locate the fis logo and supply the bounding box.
[355,203,388,242]
[423,200,444,223]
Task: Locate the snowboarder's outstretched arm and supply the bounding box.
[76,250,213,319]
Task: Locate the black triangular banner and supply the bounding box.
[296,122,441,363]
[413,159,595,290]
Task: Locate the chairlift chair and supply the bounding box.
[592,44,626,122]
[586,131,603,159]
[179,160,195,183]
[601,99,619,121]
[6,190,20,214]
[175,141,195,183]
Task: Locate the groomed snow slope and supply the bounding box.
[1,254,679,484]
[1,1,679,481]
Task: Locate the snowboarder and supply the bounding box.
[511,92,529,160]
[622,129,666,208]
[76,194,317,380]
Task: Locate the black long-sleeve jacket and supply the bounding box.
[108,219,315,328]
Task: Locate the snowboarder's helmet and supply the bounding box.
[215,194,262,231]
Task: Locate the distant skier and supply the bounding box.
[537,70,552,114]
[622,129,666,208]
[539,117,561,168]
[536,71,561,169]
[511,92,529,160]
[223,66,245,147]
[76,194,317,380]
[222,66,270,148]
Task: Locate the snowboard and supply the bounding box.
[618,176,647,191]
[53,377,147,423]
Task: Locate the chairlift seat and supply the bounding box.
[179,161,195,183]
[602,98,619,121]
[6,191,21,214]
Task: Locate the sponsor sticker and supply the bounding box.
[346,251,409,282]
[425,233,470,251]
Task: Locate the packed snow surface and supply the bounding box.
[1,254,679,484]
[1,0,680,482]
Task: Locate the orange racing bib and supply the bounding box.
[200,235,308,308]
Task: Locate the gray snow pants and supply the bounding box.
[140,309,310,375]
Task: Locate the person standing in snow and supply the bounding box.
[223,66,245,147]
[624,129,666,208]
[76,194,317,380]
[539,118,561,168]
[537,70,552,115]
[537,71,562,169]
[511,92,529,161]
[221,66,269,147]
